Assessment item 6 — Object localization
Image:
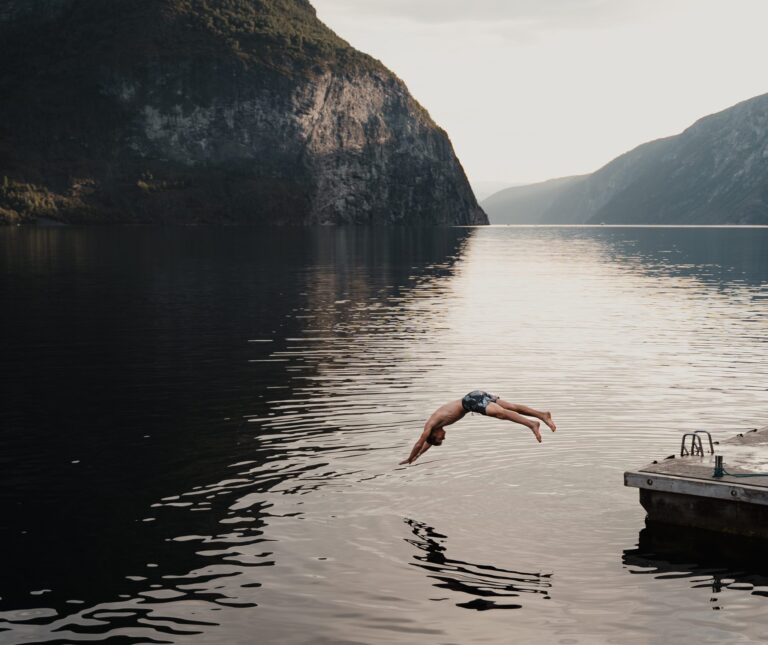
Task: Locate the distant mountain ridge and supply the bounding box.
[482,176,584,224]
[0,0,487,225]
[483,93,768,225]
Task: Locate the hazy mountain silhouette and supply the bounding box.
[483,93,768,225]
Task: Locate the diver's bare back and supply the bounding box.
[425,399,465,431]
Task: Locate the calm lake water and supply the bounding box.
[1,226,767,644]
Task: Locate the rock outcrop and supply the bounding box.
[483,93,768,225]
[0,0,487,225]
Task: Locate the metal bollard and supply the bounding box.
[713,455,724,478]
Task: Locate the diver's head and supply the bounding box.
[426,428,446,446]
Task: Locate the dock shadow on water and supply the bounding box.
[623,522,768,611]
[404,519,552,611]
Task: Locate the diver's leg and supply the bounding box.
[485,402,541,443]
[496,399,556,432]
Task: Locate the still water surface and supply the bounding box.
[1,226,767,644]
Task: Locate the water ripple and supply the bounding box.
[2,227,768,643]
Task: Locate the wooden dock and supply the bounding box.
[625,425,768,539]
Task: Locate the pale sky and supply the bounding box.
[312,0,768,188]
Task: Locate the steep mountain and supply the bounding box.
[483,93,768,225]
[0,0,487,225]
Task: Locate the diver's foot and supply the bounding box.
[543,412,556,432]
[531,421,542,443]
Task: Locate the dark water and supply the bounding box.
[1,226,767,644]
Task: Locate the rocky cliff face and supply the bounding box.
[483,93,768,225]
[0,0,486,225]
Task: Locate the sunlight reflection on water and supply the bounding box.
[1,226,767,644]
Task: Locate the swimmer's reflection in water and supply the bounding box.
[400,391,556,465]
[405,518,552,610]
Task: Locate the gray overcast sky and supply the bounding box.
[312,0,768,187]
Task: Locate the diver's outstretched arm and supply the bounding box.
[399,427,431,465]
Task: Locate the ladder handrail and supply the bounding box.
[680,431,715,457]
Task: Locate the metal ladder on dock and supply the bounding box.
[680,430,715,457]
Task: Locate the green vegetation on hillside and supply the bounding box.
[0,0,383,78]
[141,0,384,75]
[184,0,354,64]
[0,178,79,223]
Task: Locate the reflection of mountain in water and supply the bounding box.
[0,228,473,641]
[301,227,473,331]
[623,522,768,611]
[590,227,768,290]
[405,519,552,610]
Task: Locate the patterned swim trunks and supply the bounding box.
[461,390,499,415]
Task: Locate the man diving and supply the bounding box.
[399,390,556,465]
